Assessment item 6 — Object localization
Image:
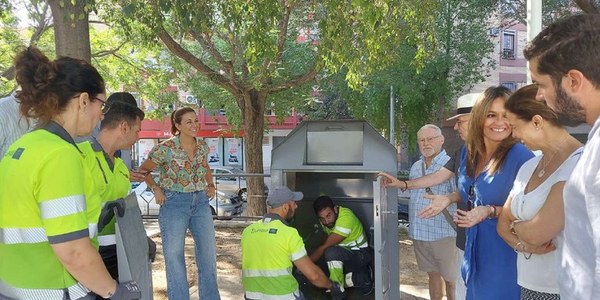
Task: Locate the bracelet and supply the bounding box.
[149,185,160,192]
[486,205,496,219]
[514,241,524,253]
[400,181,408,192]
[207,183,215,188]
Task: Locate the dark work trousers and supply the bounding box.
[323,246,373,291]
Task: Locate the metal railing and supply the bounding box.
[135,172,269,221]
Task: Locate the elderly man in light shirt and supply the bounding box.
[409,124,458,300]
[0,94,34,158]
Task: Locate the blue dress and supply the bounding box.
[457,143,533,300]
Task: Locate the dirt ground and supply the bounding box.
[149,224,428,300]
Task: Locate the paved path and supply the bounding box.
[143,219,431,300]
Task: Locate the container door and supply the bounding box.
[373,178,399,300]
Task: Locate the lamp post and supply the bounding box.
[526,0,542,84]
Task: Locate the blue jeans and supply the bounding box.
[159,190,221,300]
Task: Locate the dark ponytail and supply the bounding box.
[14,47,105,125]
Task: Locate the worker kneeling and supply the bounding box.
[242,187,345,300]
[310,196,374,296]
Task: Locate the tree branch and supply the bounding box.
[190,30,237,84]
[1,66,15,82]
[225,24,249,83]
[28,1,51,45]
[92,41,127,58]
[273,1,291,67]
[573,0,600,14]
[260,1,291,84]
[157,27,239,95]
[268,66,318,93]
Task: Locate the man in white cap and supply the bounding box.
[379,92,480,300]
[241,186,345,300]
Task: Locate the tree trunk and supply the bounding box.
[242,89,267,216]
[48,0,91,62]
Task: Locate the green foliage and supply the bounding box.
[325,0,496,152]
[495,0,581,26]
[88,24,176,119]
[319,0,439,88]
[0,9,21,94]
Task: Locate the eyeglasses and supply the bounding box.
[93,97,110,114]
[418,136,441,144]
[72,94,110,114]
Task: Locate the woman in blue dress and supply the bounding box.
[420,86,533,299]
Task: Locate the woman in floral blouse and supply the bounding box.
[139,107,221,300]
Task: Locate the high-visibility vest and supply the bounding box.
[242,214,307,299]
[323,206,368,250]
[79,141,130,247]
[0,124,98,299]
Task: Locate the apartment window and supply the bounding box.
[502,30,516,59]
[502,82,517,91]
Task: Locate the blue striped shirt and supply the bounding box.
[0,95,33,158]
[409,149,457,241]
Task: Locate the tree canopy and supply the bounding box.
[100,0,440,215]
[322,0,495,152]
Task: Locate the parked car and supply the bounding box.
[210,167,268,202]
[132,181,243,217]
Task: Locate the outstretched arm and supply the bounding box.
[418,192,461,219]
[407,168,454,190]
[378,168,454,191]
[294,256,333,289]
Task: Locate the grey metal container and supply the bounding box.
[271,120,399,300]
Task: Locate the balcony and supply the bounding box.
[502,48,515,60]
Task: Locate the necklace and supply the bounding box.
[538,139,567,178]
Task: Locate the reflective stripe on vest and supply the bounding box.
[88,223,98,239]
[338,233,368,250]
[290,248,307,261]
[333,225,351,235]
[40,195,86,220]
[98,234,116,246]
[0,278,89,300]
[0,223,96,245]
[245,290,301,300]
[243,268,293,278]
[0,227,47,244]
